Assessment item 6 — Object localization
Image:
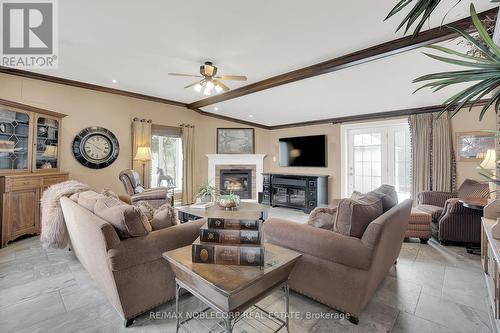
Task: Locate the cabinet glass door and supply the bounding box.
[35,116,59,170]
[0,109,31,171]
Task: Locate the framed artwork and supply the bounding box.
[456,131,495,162]
[217,128,255,154]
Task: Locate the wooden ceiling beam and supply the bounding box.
[188,8,498,110]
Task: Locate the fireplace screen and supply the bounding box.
[220,169,252,199]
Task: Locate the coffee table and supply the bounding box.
[162,243,301,333]
[177,201,269,223]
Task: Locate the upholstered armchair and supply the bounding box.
[416,179,489,244]
[119,169,173,208]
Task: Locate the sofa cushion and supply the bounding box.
[94,196,152,239]
[77,190,106,211]
[416,204,443,222]
[150,204,178,230]
[334,197,383,238]
[358,185,398,212]
[457,179,489,200]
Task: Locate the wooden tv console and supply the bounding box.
[261,173,328,213]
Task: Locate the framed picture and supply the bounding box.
[217,128,255,154]
[456,131,495,162]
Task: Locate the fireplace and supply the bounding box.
[220,169,252,199]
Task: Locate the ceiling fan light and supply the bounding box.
[193,83,202,92]
[215,84,223,93]
[203,87,212,96]
[206,80,215,90]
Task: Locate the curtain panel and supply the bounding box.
[181,124,195,205]
[409,113,433,199]
[132,118,152,187]
[432,114,455,192]
[409,112,456,200]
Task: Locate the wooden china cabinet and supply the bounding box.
[0,100,68,248]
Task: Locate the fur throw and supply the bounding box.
[307,206,338,230]
[40,180,91,249]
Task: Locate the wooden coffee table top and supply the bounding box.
[176,201,268,220]
[163,243,301,313]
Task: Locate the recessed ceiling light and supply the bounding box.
[214,107,219,111]
[249,114,253,118]
[111,79,117,84]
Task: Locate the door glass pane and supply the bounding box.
[151,134,183,191]
[394,126,411,201]
[352,132,382,194]
[0,109,30,171]
[35,117,59,169]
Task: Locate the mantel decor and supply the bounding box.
[216,128,254,154]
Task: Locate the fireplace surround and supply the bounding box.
[206,154,266,202]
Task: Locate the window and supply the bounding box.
[341,119,411,201]
[150,125,183,192]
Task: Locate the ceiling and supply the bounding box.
[9,0,499,126]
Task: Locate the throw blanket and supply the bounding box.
[40,180,91,249]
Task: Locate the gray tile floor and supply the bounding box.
[0,207,493,333]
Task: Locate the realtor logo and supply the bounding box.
[1,0,58,68]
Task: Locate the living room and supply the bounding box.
[0,1,499,333]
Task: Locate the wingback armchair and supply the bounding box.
[119,169,173,208]
[416,179,489,244]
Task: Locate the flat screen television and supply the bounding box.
[279,135,327,167]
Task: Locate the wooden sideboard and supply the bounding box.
[0,172,69,247]
[481,217,500,332]
[0,100,68,248]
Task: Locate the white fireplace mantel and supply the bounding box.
[206,154,266,200]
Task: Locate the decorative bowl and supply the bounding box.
[217,194,241,210]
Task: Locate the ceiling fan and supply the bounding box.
[168,61,247,96]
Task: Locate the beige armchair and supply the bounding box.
[264,199,412,323]
[118,169,173,208]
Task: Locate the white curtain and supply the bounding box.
[132,118,152,187]
[181,124,195,205]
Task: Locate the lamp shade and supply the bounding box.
[134,146,152,161]
[480,149,497,170]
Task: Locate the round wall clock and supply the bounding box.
[72,127,119,169]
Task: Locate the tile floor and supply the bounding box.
[0,207,493,333]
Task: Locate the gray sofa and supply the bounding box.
[263,199,412,323]
[60,195,204,326]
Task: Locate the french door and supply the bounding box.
[343,121,411,201]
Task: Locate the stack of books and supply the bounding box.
[192,218,265,266]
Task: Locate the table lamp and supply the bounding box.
[480,149,497,199]
[134,146,152,185]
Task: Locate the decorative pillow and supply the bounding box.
[135,201,155,221]
[77,190,106,211]
[368,185,398,212]
[150,204,179,230]
[94,196,152,238]
[334,197,383,238]
[307,207,337,230]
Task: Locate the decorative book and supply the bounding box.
[192,239,265,266]
[200,225,261,245]
[207,218,260,230]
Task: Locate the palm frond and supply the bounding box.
[385,0,442,38]
[414,4,500,120]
